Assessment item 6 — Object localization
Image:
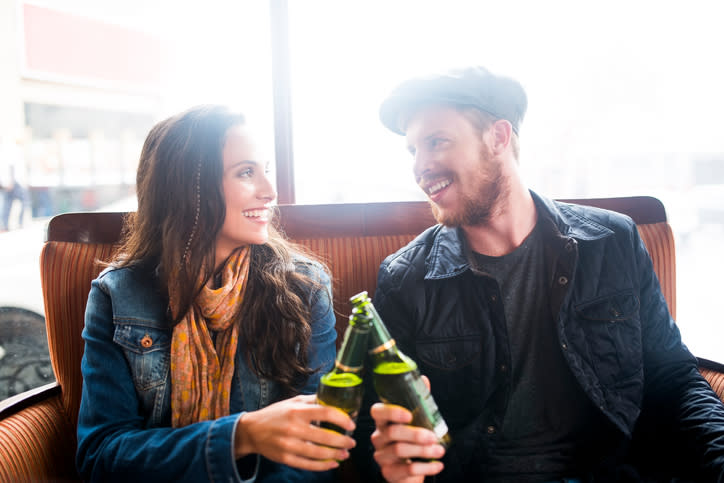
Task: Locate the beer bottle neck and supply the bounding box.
[361,301,396,354]
[334,318,370,373]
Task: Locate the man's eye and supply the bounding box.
[430,138,447,149]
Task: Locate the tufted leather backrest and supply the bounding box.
[40,240,118,432]
[293,235,419,342]
[1,196,698,482]
[37,198,679,430]
[279,199,678,335]
[636,222,676,319]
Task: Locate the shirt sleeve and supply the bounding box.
[633,225,724,479]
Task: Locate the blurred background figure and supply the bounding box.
[0,136,30,232]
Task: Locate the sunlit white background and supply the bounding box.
[287,0,724,361]
[1,0,722,390]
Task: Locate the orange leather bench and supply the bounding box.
[1,197,722,481]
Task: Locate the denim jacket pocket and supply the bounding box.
[575,291,643,385]
[113,321,171,422]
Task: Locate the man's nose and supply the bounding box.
[413,150,433,182]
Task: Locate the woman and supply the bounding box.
[76,105,355,482]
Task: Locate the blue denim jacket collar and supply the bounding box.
[97,260,331,425]
[78,258,337,482]
[424,190,614,280]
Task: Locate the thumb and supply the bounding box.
[421,375,431,391]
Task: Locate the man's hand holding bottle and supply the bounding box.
[369,374,446,483]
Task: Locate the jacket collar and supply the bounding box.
[424,190,615,280]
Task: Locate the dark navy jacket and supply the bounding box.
[354,191,724,482]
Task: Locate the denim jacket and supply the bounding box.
[353,191,724,481]
[77,257,337,482]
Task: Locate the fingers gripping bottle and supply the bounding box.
[350,291,452,448]
[315,305,371,435]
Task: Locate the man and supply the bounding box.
[352,67,724,482]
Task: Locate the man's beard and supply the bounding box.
[430,146,506,227]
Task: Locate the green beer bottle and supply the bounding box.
[315,307,371,435]
[350,291,452,449]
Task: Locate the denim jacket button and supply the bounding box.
[558,276,568,285]
[140,334,153,348]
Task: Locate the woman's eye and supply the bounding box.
[237,167,253,178]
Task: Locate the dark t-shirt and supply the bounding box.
[471,222,613,481]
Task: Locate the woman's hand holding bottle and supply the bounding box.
[234,394,356,471]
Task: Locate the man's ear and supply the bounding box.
[489,119,513,156]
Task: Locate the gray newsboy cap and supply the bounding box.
[379,66,527,135]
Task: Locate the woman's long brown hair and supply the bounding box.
[114,105,328,395]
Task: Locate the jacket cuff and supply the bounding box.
[233,412,260,482]
[204,413,259,482]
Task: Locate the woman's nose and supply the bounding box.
[258,171,277,202]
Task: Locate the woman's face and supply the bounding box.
[214,125,276,267]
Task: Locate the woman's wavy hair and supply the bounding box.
[115,105,328,395]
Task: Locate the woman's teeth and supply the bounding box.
[243,210,268,218]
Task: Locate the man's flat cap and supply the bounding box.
[379,66,527,135]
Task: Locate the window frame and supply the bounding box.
[269,0,296,204]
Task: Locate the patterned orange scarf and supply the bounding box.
[170,247,250,427]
